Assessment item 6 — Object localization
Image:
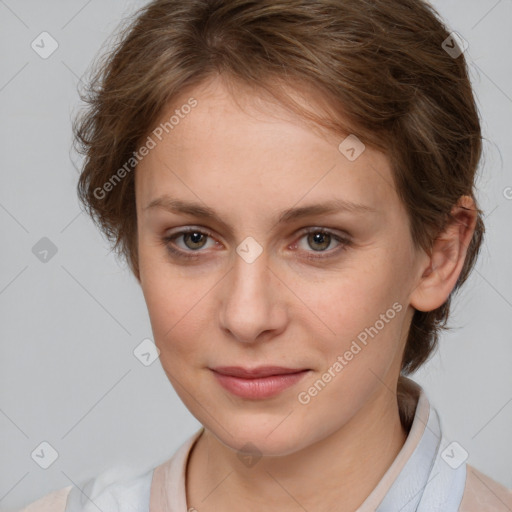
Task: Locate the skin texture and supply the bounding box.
[134,75,477,511]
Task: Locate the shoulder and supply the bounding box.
[459,464,512,511]
[18,486,72,512]
[65,465,154,511]
[18,464,154,512]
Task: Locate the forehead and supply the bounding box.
[135,76,397,217]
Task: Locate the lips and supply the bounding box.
[211,366,308,378]
[210,366,310,399]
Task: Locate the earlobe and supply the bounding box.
[410,195,477,313]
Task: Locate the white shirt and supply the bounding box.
[20,378,512,511]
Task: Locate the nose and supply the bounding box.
[219,248,287,344]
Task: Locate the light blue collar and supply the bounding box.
[374,392,466,511]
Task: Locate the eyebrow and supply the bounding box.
[144,195,376,229]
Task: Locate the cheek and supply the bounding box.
[139,259,216,372]
[296,261,402,334]
[291,258,407,372]
[294,274,406,423]
[144,282,204,348]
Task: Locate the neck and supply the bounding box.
[186,387,409,512]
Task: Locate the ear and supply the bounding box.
[410,195,478,313]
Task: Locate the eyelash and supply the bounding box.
[160,227,352,262]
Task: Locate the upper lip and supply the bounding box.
[211,366,308,378]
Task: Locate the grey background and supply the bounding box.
[1,0,511,510]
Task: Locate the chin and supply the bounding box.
[203,414,318,458]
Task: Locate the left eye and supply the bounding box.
[297,230,342,252]
[292,229,351,259]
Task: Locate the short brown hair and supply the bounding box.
[73,0,484,375]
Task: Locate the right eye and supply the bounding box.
[160,227,220,260]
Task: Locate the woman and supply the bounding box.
[21,0,512,510]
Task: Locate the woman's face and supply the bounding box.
[135,76,428,455]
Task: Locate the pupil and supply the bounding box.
[309,232,330,251]
[186,232,206,249]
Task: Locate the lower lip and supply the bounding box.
[212,370,309,399]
